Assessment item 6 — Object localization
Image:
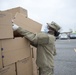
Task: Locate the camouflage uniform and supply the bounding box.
[16,27,56,75]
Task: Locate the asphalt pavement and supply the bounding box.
[54,39,76,75]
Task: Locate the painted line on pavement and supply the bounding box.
[74,48,76,52]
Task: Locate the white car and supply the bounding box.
[69,33,76,39]
[59,34,68,39]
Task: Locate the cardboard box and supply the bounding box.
[32,58,39,75]
[13,13,42,33]
[0,12,13,39]
[16,56,33,75]
[5,7,28,18]
[31,46,37,61]
[0,42,2,69]
[31,46,38,75]
[0,63,16,75]
[1,37,31,66]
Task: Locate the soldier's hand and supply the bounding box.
[12,23,19,31]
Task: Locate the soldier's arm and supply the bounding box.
[16,27,38,47]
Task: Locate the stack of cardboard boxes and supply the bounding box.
[0,7,42,75]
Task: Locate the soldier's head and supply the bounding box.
[46,21,61,36]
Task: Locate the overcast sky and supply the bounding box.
[0,0,76,32]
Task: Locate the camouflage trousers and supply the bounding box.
[39,66,54,75]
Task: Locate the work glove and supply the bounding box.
[12,23,19,31]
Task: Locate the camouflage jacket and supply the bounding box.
[16,27,56,68]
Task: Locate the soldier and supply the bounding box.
[12,21,60,75]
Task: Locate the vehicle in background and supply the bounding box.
[69,33,76,39]
[59,34,69,40]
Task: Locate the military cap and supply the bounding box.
[47,21,61,32]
